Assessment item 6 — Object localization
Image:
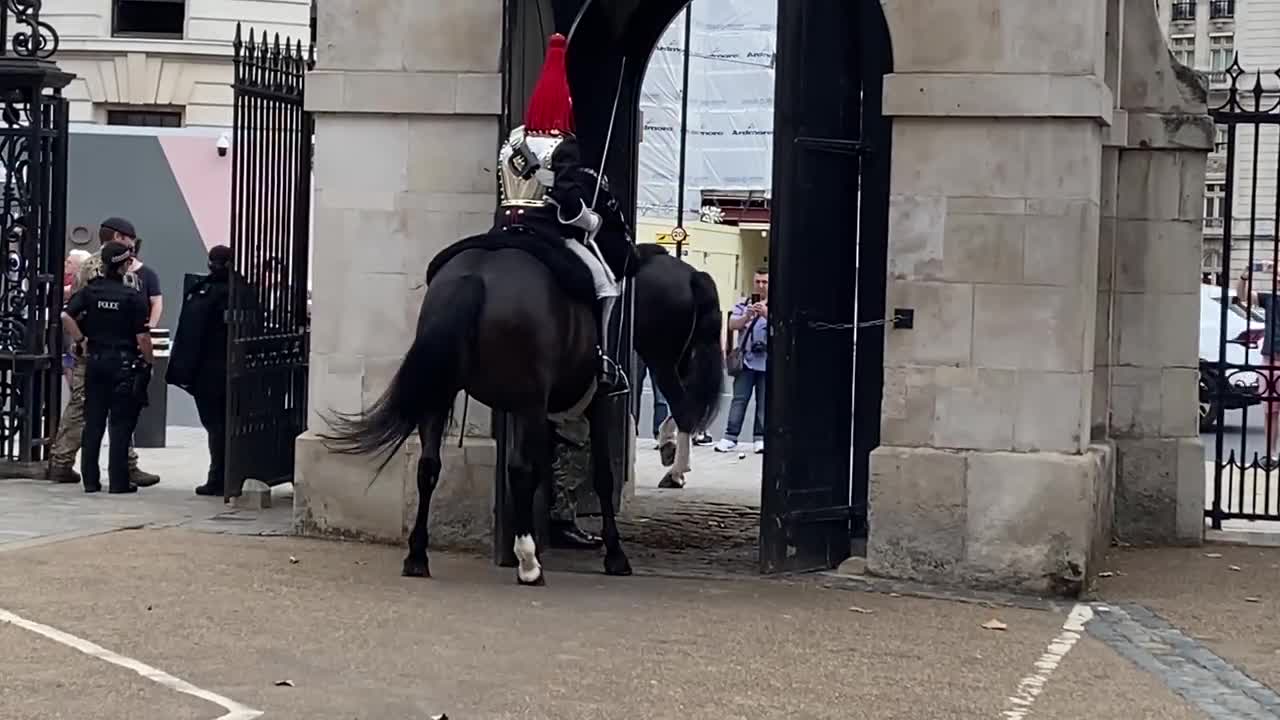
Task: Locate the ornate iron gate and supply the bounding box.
[1206,60,1280,526]
[759,0,891,573]
[225,25,314,497]
[0,4,71,470]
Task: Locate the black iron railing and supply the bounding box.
[1206,58,1280,527]
[1211,0,1235,20]
[1172,1,1197,21]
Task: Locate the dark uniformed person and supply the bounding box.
[61,241,155,493]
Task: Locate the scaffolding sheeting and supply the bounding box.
[637,0,777,222]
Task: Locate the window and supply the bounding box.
[1209,33,1235,82]
[1215,125,1229,152]
[112,0,185,38]
[1210,0,1235,20]
[106,109,183,128]
[1171,1,1196,21]
[1170,35,1195,68]
[1205,182,1226,228]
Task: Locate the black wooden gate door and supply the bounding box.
[759,0,891,573]
[225,26,314,498]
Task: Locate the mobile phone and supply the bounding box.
[749,293,761,304]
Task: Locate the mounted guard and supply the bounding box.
[496,32,626,392]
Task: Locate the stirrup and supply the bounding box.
[597,348,630,396]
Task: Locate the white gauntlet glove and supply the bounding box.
[569,206,602,233]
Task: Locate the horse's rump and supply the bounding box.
[426,227,596,306]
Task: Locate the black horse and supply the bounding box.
[319,179,724,584]
[632,244,725,487]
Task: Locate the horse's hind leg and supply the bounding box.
[509,411,549,586]
[588,397,633,576]
[403,411,448,578]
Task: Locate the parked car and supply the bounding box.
[1199,284,1265,431]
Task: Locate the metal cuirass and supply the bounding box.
[498,125,567,208]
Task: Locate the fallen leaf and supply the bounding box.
[430,715,449,720]
[1229,565,1242,572]
[1205,552,1223,559]
[848,606,874,615]
[1245,597,1262,603]
[1097,571,1121,578]
[274,680,294,687]
[288,556,299,564]
[982,619,1008,631]
[888,592,902,598]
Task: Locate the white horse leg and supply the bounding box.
[514,534,543,584]
[674,430,692,476]
[657,415,678,467]
[659,428,691,489]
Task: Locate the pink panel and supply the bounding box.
[157,135,231,249]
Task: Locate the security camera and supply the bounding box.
[216,132,231,158]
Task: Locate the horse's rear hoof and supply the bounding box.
[604,554,633,576]
[402,557,430,578]
[517,572,546,587]
[659,442,677,467]
[658,471,684,489]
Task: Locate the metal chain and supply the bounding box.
[807,315,903,331]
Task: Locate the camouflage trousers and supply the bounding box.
[51,362,140,470]
[550,415,591,523]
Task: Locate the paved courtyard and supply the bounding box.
[5,427,1280,718]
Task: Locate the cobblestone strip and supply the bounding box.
[1088,602,1280,719]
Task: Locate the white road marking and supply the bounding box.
[0,607,263,720]
[1000,603,1094,720]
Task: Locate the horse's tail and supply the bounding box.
[319,275,485,472]
[684,269,725,430]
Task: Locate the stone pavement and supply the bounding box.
[1098,544,1280,702]
[0,426,293,554]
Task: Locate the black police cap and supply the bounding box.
[100,216,137,239]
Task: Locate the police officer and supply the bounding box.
[61,241,154,493]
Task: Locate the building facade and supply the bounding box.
[1157,0,1238,277]
[44,0,311,128]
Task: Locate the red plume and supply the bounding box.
[525,33,574,134]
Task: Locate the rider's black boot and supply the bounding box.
[594,298,628,394]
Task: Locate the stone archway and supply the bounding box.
[295,0,1210,595]
[500,0,894,574]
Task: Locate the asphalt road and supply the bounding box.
[0,529,1209,720]
[1208,408,1274,464]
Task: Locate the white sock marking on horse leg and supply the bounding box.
[674,431,692,475]
[514,533,542,583]
[0,607,263,720]
[657,416,676,445]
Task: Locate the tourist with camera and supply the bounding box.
[715,266,769,455]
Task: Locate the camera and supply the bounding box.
[749,293,761,304]
[216,132,231,158]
